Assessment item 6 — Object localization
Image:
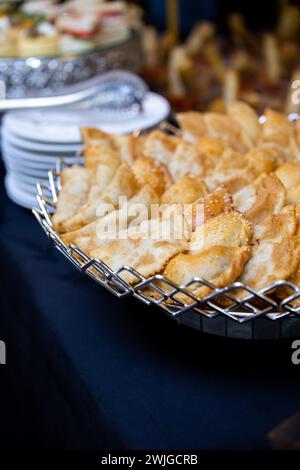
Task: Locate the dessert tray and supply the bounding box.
[0,30,144,99]
[32,120,300,340]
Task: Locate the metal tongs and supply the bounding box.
[0,70,148,119]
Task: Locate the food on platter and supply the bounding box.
[90,211,190,284]
[53,101,300,299]
[61,163,139,232]
[52,165,92,232]
[161,174,208,205]
[163,246,251,299]
[132,156,172,197]
[188,211,253,253]
[239,237,300,291]
[232,173,286,225]
[61,184,159,255]
[0,0,131,57]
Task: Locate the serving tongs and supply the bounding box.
[0,70,148,119]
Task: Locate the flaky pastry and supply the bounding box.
[132,156,172,196]
[189,211,253,253]
[51,102,300,300]
[205,148,257,193]
[275,162,300,189]
[168,141,205,181]
[239,236,300,290]
[233,173,286,225]
[253,205,297,243]
[226,101,261,145]
[203,112,252,153]
[142,130,180,164]
[62,185,159,255]
[84,145,121,192]
[258,109,299,162]
[161,174,208,205]
[184,186,234,232]
[52,166,92,233]
[61,163,139,232]
[81,128,113,147]
[163,246,251,298]
[90,212,190,284]
[176,111,207,142]
[112,134,141,165]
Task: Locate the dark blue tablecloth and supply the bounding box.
[0,167,300,450]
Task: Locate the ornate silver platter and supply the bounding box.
[32,158,300,340]
[0,30,144,99]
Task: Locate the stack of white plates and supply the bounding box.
[2,113,84,209]
[1,92,170,209]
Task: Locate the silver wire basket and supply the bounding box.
[33,159,300,340]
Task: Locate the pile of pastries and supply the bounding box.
[0,0,134,57]
[142,4,300,114]
[53,101,300,299]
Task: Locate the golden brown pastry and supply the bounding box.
[176,111,207,142]
[239,237,300,290]
[168,141,205,181]
[51,102,300,298]
[90,211,190,284]
[81,128,113,147]
[253,205,297,243]
[245,147,276,176]
[285,186,300,205]
[62,184,159,255]
[197,135,228,171]
[226,101,261,145]
[287,205,300,288]
[233,173,286,225]
[275,162,300,189]
[258,109,299,162]
[61,163,139,232]
[142,130,180,164]
[205,148,256,193]
[163,245,251,298]
[184,186,234,231]
[203,112,252,153]
[189,211,253,253]
[52,166,92,233]
[84,145,121,191]
[132,156,172,197]
[161,174,208,205]
[112,134,141,166]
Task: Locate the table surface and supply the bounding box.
[1,168,300,450]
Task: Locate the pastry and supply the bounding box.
[163,246,251,298]
[52,165,92,232]
[161,174,208,205]
[132,156,172,197]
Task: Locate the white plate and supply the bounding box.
[2,160,53,177]
[2,154,83,176]
[3,112,82,144]
[2,153,83,176]
[3,153,79,169]
[5,175,38,210]
[7,175,38,195]
[2,128,83,154]
[2,141,82,161]
[3,92,170,142]
[8,171,48,185]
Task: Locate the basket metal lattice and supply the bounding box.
[33,160,300,340]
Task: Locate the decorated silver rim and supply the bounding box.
[0,30,144,99]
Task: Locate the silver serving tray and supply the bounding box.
[33,157,300,340]
[0,30,144,99]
